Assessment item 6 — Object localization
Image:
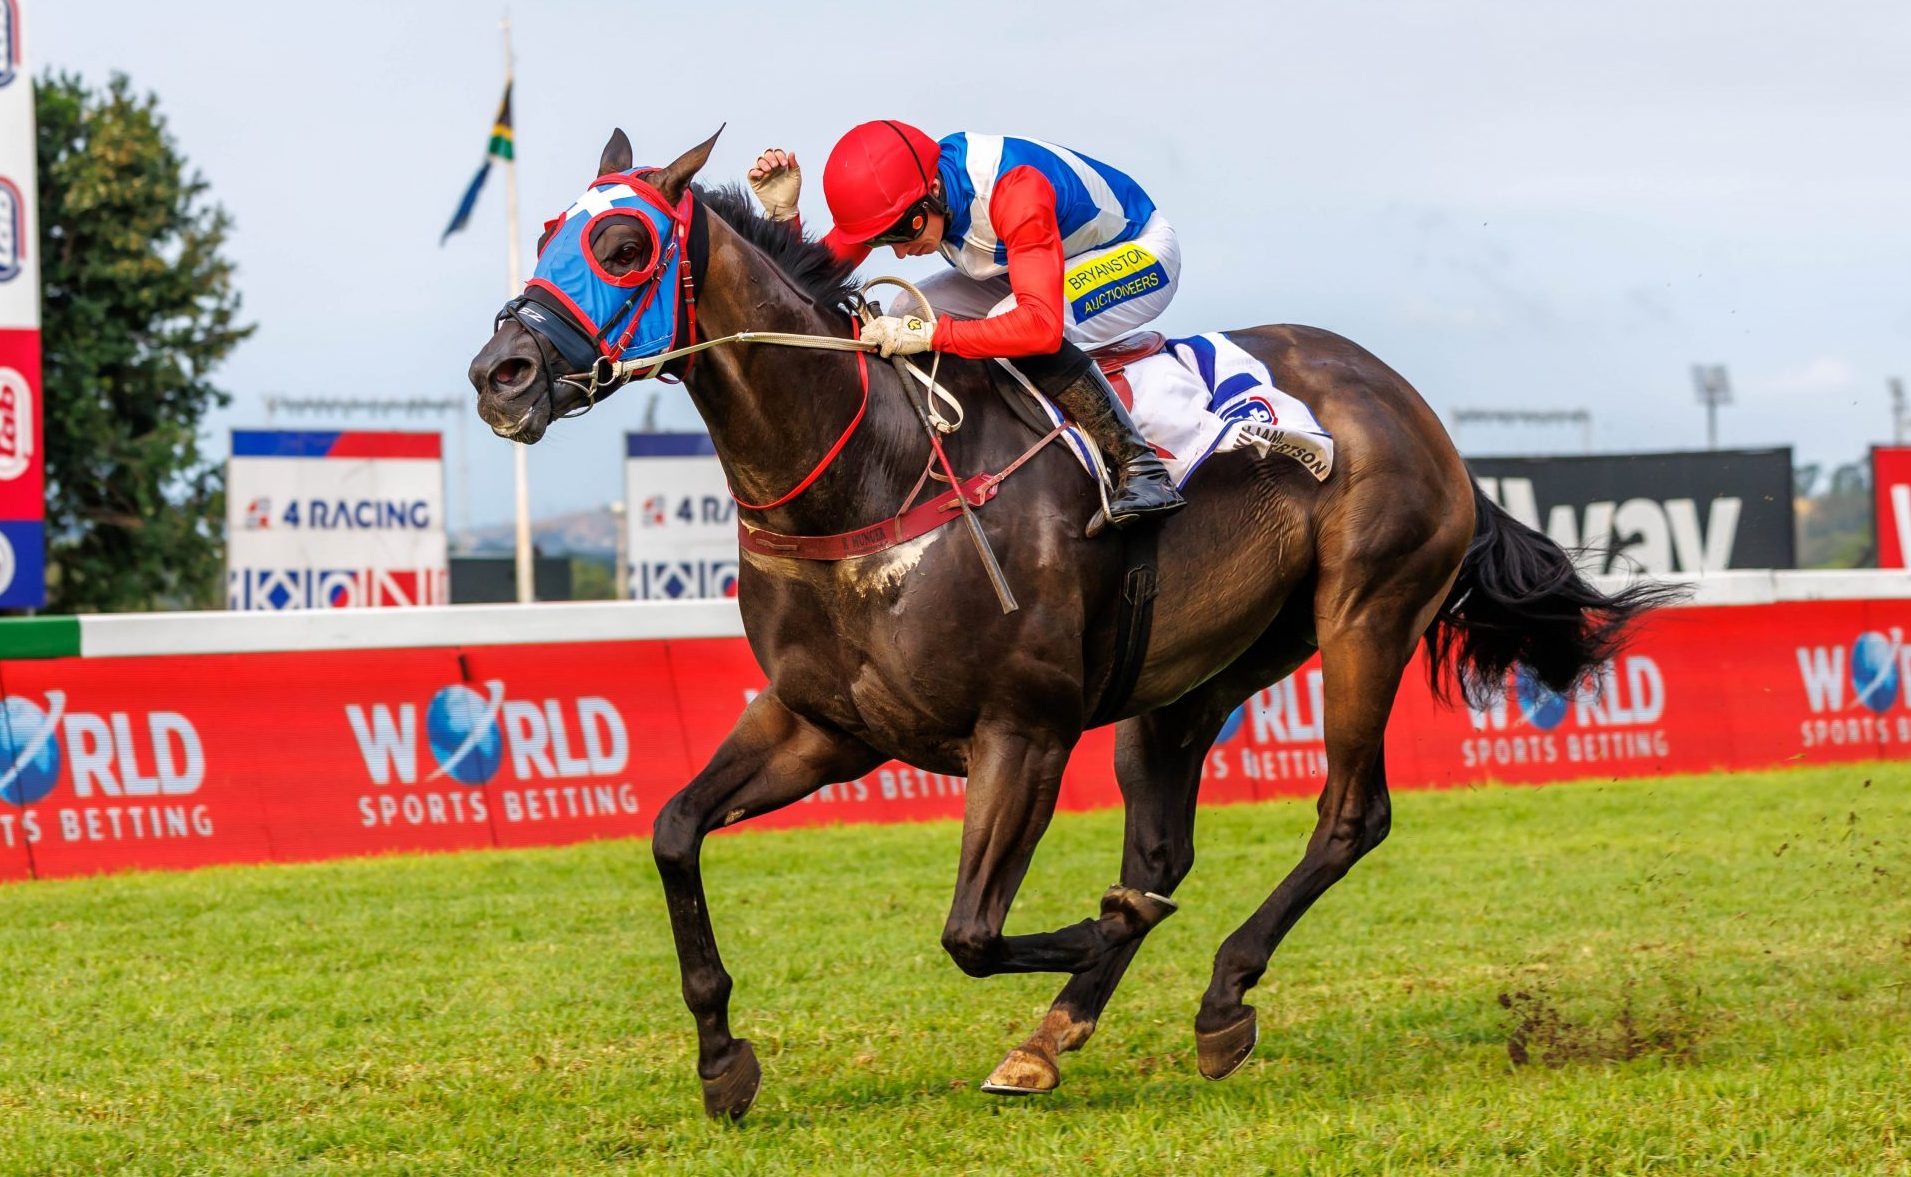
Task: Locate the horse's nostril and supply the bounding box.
[492,357,533,391]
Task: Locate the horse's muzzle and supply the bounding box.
[470,317,561,442]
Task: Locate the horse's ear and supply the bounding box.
[598,128,634,177]
[650,125,724,204]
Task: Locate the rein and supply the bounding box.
[519,193,1037,604]
[729,319,872,512]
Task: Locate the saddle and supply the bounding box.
[1089,330,1167,376]
[988,332,1167,438]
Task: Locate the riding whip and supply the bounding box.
[861,277,1019,615]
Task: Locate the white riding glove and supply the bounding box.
[747,148,802,222]
[863,314,937,358]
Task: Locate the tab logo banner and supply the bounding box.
[0,358,34,478]
[0,176,21,282]
[0,2,46,609]
[0,0,16,90]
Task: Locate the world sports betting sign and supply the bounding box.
[3,596,1911,882]
[623,433,738,600]
[226,431,449,610]
[0,0,44,607]
[2,596,1911,881]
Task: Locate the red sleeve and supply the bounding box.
[931,166,1066,359]
[820,226,871,269]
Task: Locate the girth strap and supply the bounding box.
[1087,525,1160,728]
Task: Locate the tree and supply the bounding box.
[35,72,253,612]
[1796,458,1873,568]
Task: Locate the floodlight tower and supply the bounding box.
[1692,364,1732,450]
[1891,376,1906,445]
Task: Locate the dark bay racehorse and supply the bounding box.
[468,130,1674,1120]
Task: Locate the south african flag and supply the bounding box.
[441,83,514,244]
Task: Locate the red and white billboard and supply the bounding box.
[0,0,44,608]
[226,430,449,609]
[3,596,1910,881]
[1872,446,1911,569]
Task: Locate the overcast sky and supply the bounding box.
[33,0,1911,529]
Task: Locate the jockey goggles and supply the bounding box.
[501,170,693,384]
[863,194,940,247]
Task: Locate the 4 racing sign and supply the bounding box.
[226,431,449,609]
[624,433,739,600]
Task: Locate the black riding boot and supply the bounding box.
[1049,363,1186,536]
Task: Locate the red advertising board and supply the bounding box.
[1873,447,1911,569]
[0,327,41,516]
[2,596,1909,881]
[0,327,43,607]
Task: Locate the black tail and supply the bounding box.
[1424,480,1689,707]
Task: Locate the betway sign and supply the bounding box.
[1470,448,1794,575]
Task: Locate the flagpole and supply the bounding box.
[501,15,533,604]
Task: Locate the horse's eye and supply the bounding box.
[616,243,640,264]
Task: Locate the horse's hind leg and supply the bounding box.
[1195,566,1455,1079]
[652,693,881,1121]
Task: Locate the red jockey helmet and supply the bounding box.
[823,120,942,243]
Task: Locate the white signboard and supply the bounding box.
[0,0,45,608]
[226,430,449,610]
[623,433,737,600]
[0,0,37,330]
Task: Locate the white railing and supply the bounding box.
[50,569,1911,659]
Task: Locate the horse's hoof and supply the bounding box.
[1102,884,1179,931]
[1196,1007,1258,1080]
[980,1046,1060,1095]
[700,1039,762,1122]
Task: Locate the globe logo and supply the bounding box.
[425,681,506,784]
[1849,631,1901,715]
[1514,666,1570,731]
[1214,703,1247,745]
[0,691,65,805]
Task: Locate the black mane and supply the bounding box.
[693,182,863,312]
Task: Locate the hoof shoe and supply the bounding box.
[700,1039,763,1122]
[980,1046,1060,1095]
[1196,1007,1258,1080]
[1102,885,1179,931]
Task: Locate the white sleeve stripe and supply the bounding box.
[960,135,1005,256]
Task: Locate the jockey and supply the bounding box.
[748,121,1185,532]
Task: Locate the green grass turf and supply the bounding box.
[0,764,1907,1175]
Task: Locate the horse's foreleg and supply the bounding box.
[982,699,1221,1094]
[652,693,881,1121]
[936,718,1110,979]
[1193,592,1438,1080]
